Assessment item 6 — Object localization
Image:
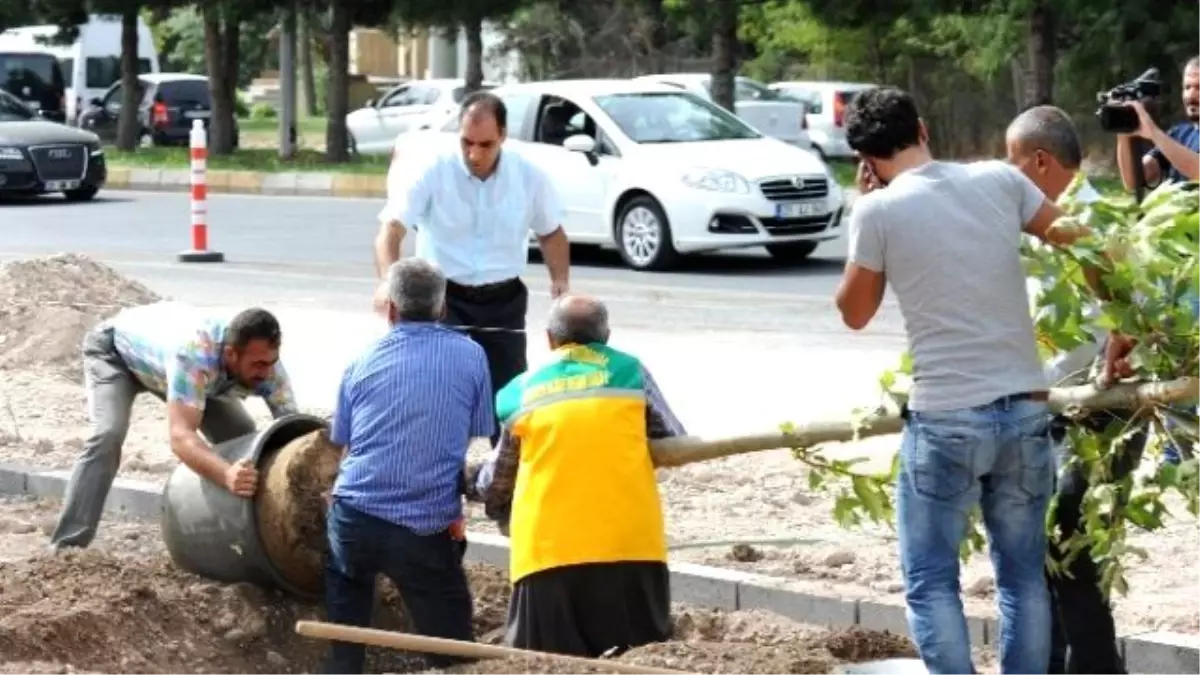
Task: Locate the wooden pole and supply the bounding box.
[648,376,1198,469]
[294,621,684,674]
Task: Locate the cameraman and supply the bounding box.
[1115,56,1199,467]
[1116,56,1199,190]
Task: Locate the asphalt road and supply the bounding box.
[0,190,905,348]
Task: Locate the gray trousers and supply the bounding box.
[50,325,258,548]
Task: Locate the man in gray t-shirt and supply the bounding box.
[833,88,1105,675]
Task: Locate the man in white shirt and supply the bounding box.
[1006,104,1140,675]
[372,91,571,445]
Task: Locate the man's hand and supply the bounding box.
[550,279,569,299]
[449,518,466,541]
[1099,332,1137,388]
[856,159,884,194]
[372,280,391,317]
[224,458,259,497]
[1126,101,1161,140]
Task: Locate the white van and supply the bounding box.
[0,15,160,124]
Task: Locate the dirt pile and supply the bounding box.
[0,550,917,675]
[0,253,161,378]
[256,428,343,595]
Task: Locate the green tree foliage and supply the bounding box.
[788,181,1199,599]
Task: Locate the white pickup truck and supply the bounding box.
[633,73,812,150]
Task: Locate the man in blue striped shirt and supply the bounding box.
[323,258,494,674]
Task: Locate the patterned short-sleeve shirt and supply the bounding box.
[107,301,298,416]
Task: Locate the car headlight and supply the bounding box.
[680,167,751,194]
[0,147,24,161]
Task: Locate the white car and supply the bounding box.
[767,81,876,160]
[632,73,812,150]
[346,78,497,155]
[391,79,845,271]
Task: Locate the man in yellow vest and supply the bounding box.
[466,293,687,658]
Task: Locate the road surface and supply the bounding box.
[0,190,905,349]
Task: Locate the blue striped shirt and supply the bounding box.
[329,322,495,534]
[1148,122,1200,184]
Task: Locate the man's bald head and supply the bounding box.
[1006,105,1083,170]
[546,294,610,347]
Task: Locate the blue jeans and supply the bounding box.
[897,395,1054,674]
[324,500,474,674]
[1163,292,1199,465]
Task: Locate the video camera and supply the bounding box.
[1096,68,1163,133]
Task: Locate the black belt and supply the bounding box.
[900,390,1050,421]
[446,277,520,301]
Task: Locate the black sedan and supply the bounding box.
[0,88,106,201]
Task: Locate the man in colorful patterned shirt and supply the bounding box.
[466,294,686,659]
[50,301,298,549]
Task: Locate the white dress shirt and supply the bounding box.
[379,143,565,286]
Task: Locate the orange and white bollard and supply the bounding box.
[177,119,225,263]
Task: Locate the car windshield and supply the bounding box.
[0,53,62,99]
[593,91,761,144]
[0,91,35,121]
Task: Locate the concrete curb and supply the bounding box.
[1,461,1194,673]
[104,167,389,199]
[102,166,863,205]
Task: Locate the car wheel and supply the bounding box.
[139,132,154,148]
[63,185,99,202]
[615,195,679,272]
[765,241,820,263]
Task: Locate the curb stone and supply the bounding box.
[0,462,1193,673]
[104,167,388,198]
[102,166,862,205]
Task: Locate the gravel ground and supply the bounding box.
[2,365,1195,639]
[0,495,991,674]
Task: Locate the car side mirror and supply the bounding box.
[364,98,375,109]
[89,97,103,107]
[563,134,596,154]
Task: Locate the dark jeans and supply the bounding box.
[323,500,474,674]
[442,277,529,447]
[1046,413,1146,674]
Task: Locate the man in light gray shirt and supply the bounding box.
[834,88,1110,675]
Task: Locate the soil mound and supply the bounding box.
[0,550,917,674]
[256,428,343,594]
[0,253,161,377]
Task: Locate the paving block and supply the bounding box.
[128,168,163,189]
[104,480,164,520]
[160,169,190,188]
[364,174,387,197]
[205,170,232,192]
[858,600,910,636]
[736,576,858,627]
[1123,631,1200,674]
[295,172,335,195]
[331,173,368,197]
[23,469,68,501]
[668,561,745,611]
[0,463,27,496]
[105,166,131,188]
[463,531,510,568]
[224,170,263,193]
[261,172,299,195]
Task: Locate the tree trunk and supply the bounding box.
[114,8,140,151]
[220,17,240,152]
[462,15,484,94]
[202,3,234,155]
[298,6,317,117]
[324,3,350,162]
[709,0,737,113]
[1024,0,1056,107]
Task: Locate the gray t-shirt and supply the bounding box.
[849,160,1049,412]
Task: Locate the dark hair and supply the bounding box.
[227,308,282,350]
[844,87,923,160]
[1007,105,1083,169]
[459,91,507,131]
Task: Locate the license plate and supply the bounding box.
[775,201,824,218]
[45,180,81,191]
[185,110,211,119]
